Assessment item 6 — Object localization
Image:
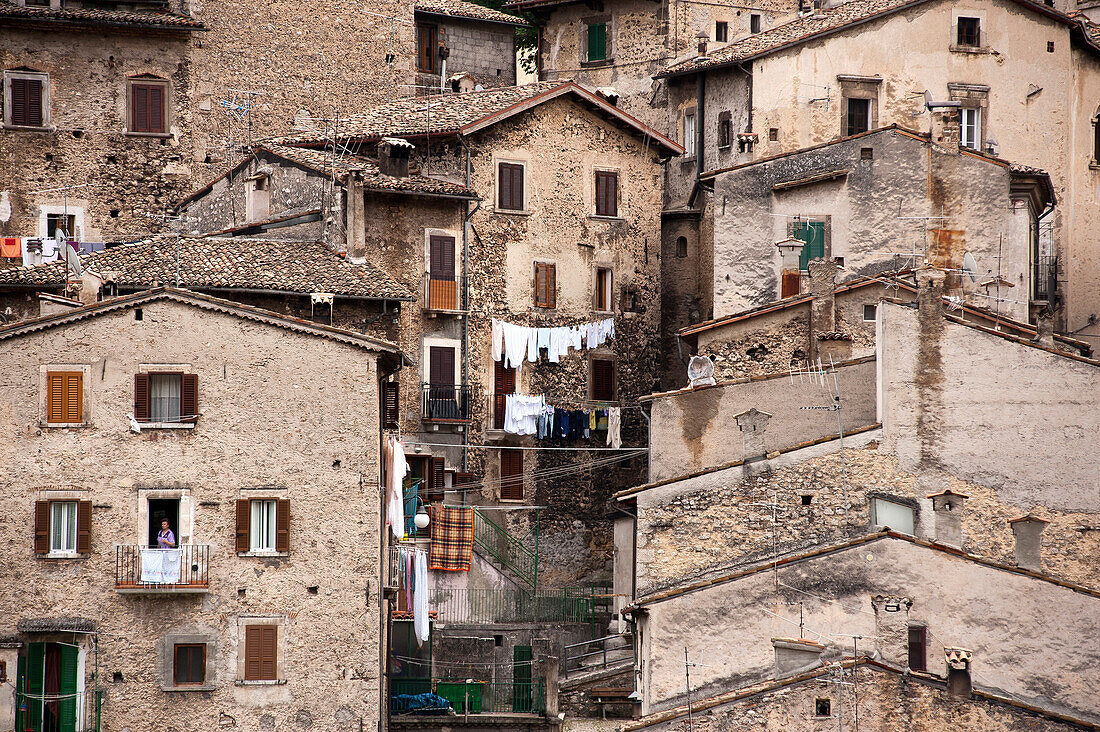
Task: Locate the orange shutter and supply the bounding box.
[64,373,82,423]
[235,500,250,553]
[76,500,91,553]
[34,501,50,554]
[181,374,198,422]
[275,500,290,553]
[47,373,64,423]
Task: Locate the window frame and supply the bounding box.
[533,261,557,309]
[750,13,761,34]
[715,20,728,42]
[585,21,608,63]
[417,22,439,73]
[960,106,982,150]
[907,625,927,672]
[594,266,613,313]
[35,497,91,557]
[127,77,170,136]
[49,500,78,555]
[134,368,198,427]
[594,169,619,218]
[682,110,697,157]
[236,496,290,556]
[676,236,688,258]
[173,643,207,686]
[845,97,871,136]
[249,499,278,553]
[499,449,524,501]
[870,496,916,535]
[3,69,50,130]
[590,357,616,402]
[240,622,281,683]
[956,17,981,47]
[496,161,526,213]
[863,304,877,322]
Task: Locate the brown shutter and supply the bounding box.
[382,382,399,430]
[12,78,44,127]
[181,373,198,422]
[134,373,150,421]
[429,346,455,386]
[428,456,446,499]
[455,472,476,486]
[592,359,615,402]
[47,373,64,423]
[259,626,277,680]
[244,626,262,680]
[132,84,149,133]
[493,362,515,430]
[76,500,91,553]
[546,264,556,308]
[535,264,546,307]
[275,499,290,553]
[514,165,524,211]
[34,500,50,554]
[429,236,455,280]
[500,450,523,500]
[498,163,510,209]
[607,173,618,217]
[148,84,165,133]
[235,499,250,553]
[64,373,82,423]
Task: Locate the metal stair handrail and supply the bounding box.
[471,507,537,590]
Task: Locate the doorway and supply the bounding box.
[17,641,81,732]
[147,498,180,548]
[512,644,533,712]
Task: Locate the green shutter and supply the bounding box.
[26,642,44,731]
[58,643,79,732]
[795,221,826,270]
[15,654,25,732]
[587,23,606,61]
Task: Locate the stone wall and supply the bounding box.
[417,16,517,91]
[0,297,385,730]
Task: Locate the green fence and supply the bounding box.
[391,678,545,715]
[429,587,595,625]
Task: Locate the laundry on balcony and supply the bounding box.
[385,436,409,540]
[139,547,182,584]
[429,504,473,572]
[491,317,615,369]
[503,393,546,435]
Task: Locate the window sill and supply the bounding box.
[235,679,287,686]
[589,215,624,222]
[238,550,289,558]
[165,684,217,692]
[137,422,195,430]
[949,44,990,54]
[493,208,531,216]
[43,552,84,560]
[125,131,172,139]
[42,422,89,429]
[3,124,53,132]
[680,156,696,164]
[580,59,613,68]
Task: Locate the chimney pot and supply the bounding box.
[772,637,825,678]
[377,137,413,178]
[1008,514,1049,571]
[696,30,708,58]
[735,407,772,460]
[927,489,968,548]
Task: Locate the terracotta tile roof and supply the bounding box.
[415,0,527,25]
[659,0,1080,78]
[0,0,204,29]
[0,236,414,301]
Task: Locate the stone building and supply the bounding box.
[0,287,400,732]
[414,0,526,93]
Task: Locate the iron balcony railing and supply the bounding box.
[1032,254,1057,301]
[423,274,467,312]
[421,383,472,422]
[471,507,537,590]
[391,678,545,715]
[564,633,634,679]
[115,545,210,591]
[16,687,103,732]
[428,587,595,625]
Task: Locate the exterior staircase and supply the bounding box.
[563,632,634,684]
[471,507,537,590]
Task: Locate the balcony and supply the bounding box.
[115,545,210,593]
[423,275,466,315]
[421,383,472,423]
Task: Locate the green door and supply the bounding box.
[794,220,826,271]
[25,642,44,732]
[512,645,533,713]
[22,642,79,732]
[58,643,79,732]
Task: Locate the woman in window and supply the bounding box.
[157,519,176,548]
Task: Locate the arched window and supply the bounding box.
[676,236,688,258]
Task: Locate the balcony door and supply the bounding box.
[493,361,515,430]
[428,235,456,310]
[426,346,458,419]
[147,498,180,548]
[17,641,81,732]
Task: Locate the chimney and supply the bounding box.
[929,107,961,152]
[944,648,973,697]
[808,258,849,360]
[38,292,83,318]
[871,595,912,668]
[377,137,413,178]
[696,30,708,58]
[1008,514,1049,571]
[915,266,945,319]
[1033,307,1055,348]
[927,489,968,548]
[772,638,825,679]
[735,407,772,461]
[775,238,805,298]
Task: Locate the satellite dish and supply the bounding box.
[61,236,83,279]
[961,251,978,282]
[687,355,716,388]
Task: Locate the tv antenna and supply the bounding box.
[791,356,849,514]
[748,491,787,611]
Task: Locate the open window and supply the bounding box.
[417,23,438,73]
[956,17,980,47]
[134,371,198,425]
[682,110,696,157]
[960,107,982,150]
[34,499,91,556]
[594,267,613,312]
[235,498,290,554]
[715,21,728,42]
[908,625,927,671]
[17,642,83,732]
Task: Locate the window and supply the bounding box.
[23,642,80,729]
[717,112,731,148]
[34,499,90,555]
[845,97,871,136]
[715,21,728,42]
[382,381,400,430]
[957,17,980,47]
[500,449,523,500]
[587,22,607,62]
[498,162,524,212]
[493,361,515,430]
[427,234,457,310]
[815,698,831,717]
[235,498,289,553]
[46,213,75,241]
[130,79,167,134]
[871,497,915,535]
[134,372,197,423]
[750,13,761,33]
[863,304,877,321]
[243,625,278,681]
[174,644,206,685]
[1047,41,1055,53]
[417,23,438,73]
[676,236,688,258]
[46,371,82,424]
[534,262,556,308]
[595,267,613,312]
[960,107,981,149]
[595,170,618,217]
[908,626,927,671]
[4,70,48,128]
[1094,110,1100,163]
[591,358,615,402]
[769,127,778,142]
[683,111,696,157]
[792,219,825,271]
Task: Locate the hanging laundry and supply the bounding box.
[537,327,551,355]
[501,322,529,370]
[527,327,539,362]
[428,504,473,571]
[386,437,408,540]
[0,237,20,259]
[607,407,622,449]
[491,318,504,362]
[504,394,544,435]
[413,550,430,644]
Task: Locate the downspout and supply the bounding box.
[696,70,706,182]
[738,62,753,134]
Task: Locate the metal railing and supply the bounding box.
[1032,254,1057,301]
[429,588,595,625]
[564,633,633,679]
[472,508,537,590]
[424,274,466,312]
[421,383,472,421]
[16,687,103,732]
[391,678,545,715]
[115,545,210,590]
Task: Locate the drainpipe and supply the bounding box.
[738,62,753,134]
[696,70,706,181]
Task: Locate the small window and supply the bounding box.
[250,499,278,552]
[860,146,874,160]
[908,625,927,671]
[5,71,48,128]
[863,304,877,322]
[595,170,618,217]
[801,494,813,506]
[50,501,78,553]
[591,358,615,402]
[1047,41,1055,53]
[46,371,82,424]
[534,262,557,308]
[500,449,523,500]
[960,107,981,150]
[243,625,278,681]
[130,80,167,134]
[587,22,607,62]
[46,213,76,241]
[676,236,688,258]
[135,372,197,424]
[957,17,980,47]
[683,112,696,157]
[236,498,289,553]
[24,0,50,6]
[750,13,761,34]
[173,644,206,685]
[417,23,438,73]
[498,162,524,212]
[35,499,90,555]
[871,497,915,535]
[815,698,831,717]
[595,267,613,312]
[382,381,400,430]
[1093,111,1100,162]
[717,112,731,148]
[769,127,779,142]
[845,97,871,136]
[715,21,728,42]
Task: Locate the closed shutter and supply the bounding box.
[534,263,556,308]
[58,643,79,729]
[493,362,515,430]
[76,500,91,553]
[429,346,455,386]
[132,84,148,132]
[134,373,150,421]
[148,84,165,133]
[181,373,198,422]
[455,472,476,487]
[429,236,456,280]
[427,456,446,499]
[499,163,523,211]
[11,77,44,127]
[596,172,618,217]
[275,499,290,553]
[64,372,82,422]
[235,499,250,552]
[592,359,615,402]
[47,373,64,423]
[587,23,607,61]
[382,382,399,429]
[500,449,523,500]
[34,500,49,554]
[259,626,277,680]
[25,643,44,731]
[245,625,278,680]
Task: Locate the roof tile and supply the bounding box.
[0,0,203,29]
[415,0,527,25]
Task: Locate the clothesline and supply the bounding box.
[399,441,648,452]
[493,317,615,370]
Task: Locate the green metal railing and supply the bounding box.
[391,678,545,715]
[16,687,103,732]
[471,508,537,590]
[429,588,595,624]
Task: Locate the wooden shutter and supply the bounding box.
[57,642,79,728]
[181,373,198,422]
[64,372,82,422]
[76,500,91,553]
[244,625,278,680]
[427,456,446,498]
[795,221,826,270]
[148,84,165,133]
[47,373,64,423]
[493,362,515,430]
[25,643,44,728]
[429,346,455,386]
[11,77,44,127]
[134,373,150,421]
[132,84,149,132]
[455,471,476,486]
[592,359,615,402]
[534,263,556,308]
[34,500,49,554]
[499,163,523,211]
[235,499,250,553]
[587,22,606,61]
[275,499,290,553]
[596,172,617,217]
[500,449,523,500]
[429,236,456,280]
[382,382,399,429]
